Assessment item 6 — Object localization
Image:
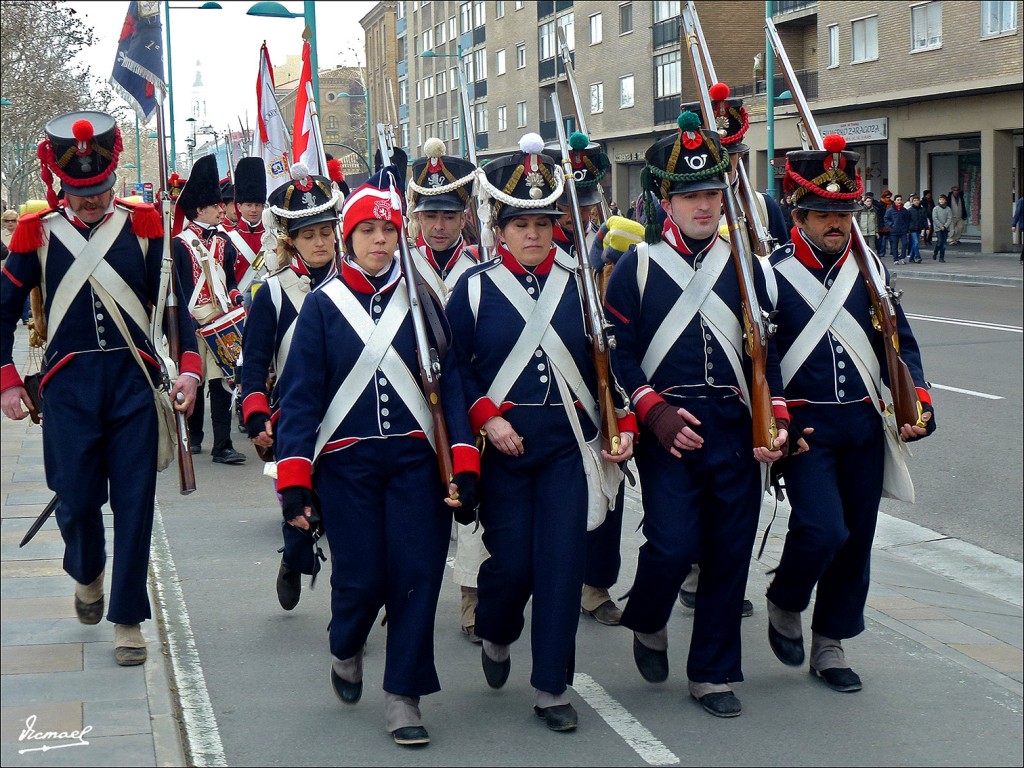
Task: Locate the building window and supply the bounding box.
[558,12,575,50]
[435,22,445,46]
[653,0,679,23]
[417,125,423,147]
[654,50,680,98]
[463,51,475,83]
[516,101,527,128]
[911,2,942,51]
[981,0,1017,36]
[399,79,409,106]
[397,1,405,20]
[516,0,524,9]
[436,71,446,92]
[590,13,603,44]
[415,80,421,101]
[438,120,448,141]
[449,16,457,39]
[851,16,878,63]
[619,3,633,34]
[451,67,459,90]
[422,28,432,50]
[517,42,527,68]
[620,74,634,108]
[453,116,460,140]
[326,115,338,130]
[497,105,507,131]
[474,48,488,80]
[460,2,472,33]
[473,0,486,28]
[590,82,603,114]
[401,122,409,149]
[539,21,555,59]
[496,0,505,19]
[827,24,839,68]
[475,103,488,132]
[424,123,433,140]
[496,49,506,75]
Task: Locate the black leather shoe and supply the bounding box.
[392,725,430,746]
[693,690,742,718]
[189,444,202,455]
[632,635,669,683]
[212,448,246,464]
[330,667,362,704]
[276,563,301,611]
[534,703,578,732]
[481,647,511,689]
[810,665,862,692]
[768,622,805,667]
[74,594,104,625]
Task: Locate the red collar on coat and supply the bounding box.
[497,241,556,275]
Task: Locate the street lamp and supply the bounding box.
[333,91,372,172]
[247,2,320,100]
[164,2,223,173]
[420,46,468,159]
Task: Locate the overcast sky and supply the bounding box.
[75,0,375,139]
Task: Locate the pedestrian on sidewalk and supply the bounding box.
[947,185,968,245]
[883,194,910,264]
[764,135,936,694]
[906,194,926,263]
[857,196,879,253]
[0,110,202,666]
[921,190,936,245]
[932,194,951,262]
[1011,195,1023,264]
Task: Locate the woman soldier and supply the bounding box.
[273,167,480,748]
[239,164,341,611]
[445,134,635,732]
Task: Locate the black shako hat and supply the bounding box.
[267,162,341,235]
[219,176,235,204]
[542,132,610,207]
[643,111,729,201]
[784,134,863,213]
[234,157,267,204]
[177,155,222,214]
[681,82,750,154]
[482,133,563,225]
[39,111,121,198]
[408,138,476,214]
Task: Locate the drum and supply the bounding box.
[198,306,246,379]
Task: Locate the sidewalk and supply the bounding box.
[1,248,1021,765]
[888,241,1023,287]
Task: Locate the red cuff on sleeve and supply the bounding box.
[633,389,665,424]
[229,289,243,306]
[276,457,312,490]
[179,350,203,380]
[452,443,481,477]
[617,412,638,435]
[772,399,791,423]
[916,387,932,407]
[242,392,271,422]
[1,363,24,393]
[468,397,502,434]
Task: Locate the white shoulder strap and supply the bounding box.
[467,271,481,326]
[636,242,650,303]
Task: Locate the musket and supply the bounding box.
[19,494,59,548]
[449,58,489,261]
[766,19,923,429]
[165,282,197,495]
[374,122,455,488]
[685,1,774,259]
[225,126,236,183]
[681,5,778,451]
[556,26,611,223]
[550,92,620,455]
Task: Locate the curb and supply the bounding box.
[893,270,1023,288]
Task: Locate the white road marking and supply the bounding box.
[151,505,228,767]
[573,673,680,766]
[929,383,1004,400]
[906,313,1023,334]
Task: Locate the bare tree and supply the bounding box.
[0,1,122,207]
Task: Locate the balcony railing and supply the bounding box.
[728,69,818,99]
[653,17,681,49]
[476,132,488,151]
[539,119,557,142]
[773,0,817,14]
[653,95,681,125]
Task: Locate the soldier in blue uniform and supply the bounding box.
[240,166,342,611]
[763,135,935,692]
[603,113,790,718]
[0,110,201,665]
[447,133,636,732]
[172,155,245,465]
[273,168,479,748]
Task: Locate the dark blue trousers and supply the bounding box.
[43,353,157,625]
[766,402,884,640]
[585,483,624,589]
[317,438,450,697]
[476,406,588,695]
[620,398,761,684]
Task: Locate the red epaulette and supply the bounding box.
[117,198,164,239]
[8,211,52,252]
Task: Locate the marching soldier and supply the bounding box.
[0,110,201,665]
[172,155,245,464]
[544,133,629,626]
[240,166,341,611]
[405,137,485,642]
[762,136,935,692]
[219,176,237,231]
[603,114,789,718]
[225,157,269,298]
[274,167,479,747]
[446,134,635,732]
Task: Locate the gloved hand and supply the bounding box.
[247,413,270,440]
[643,401,689,456]
[904,402,936,442]
[280,487,312,525]
[774,417,790,453]
[450,472,479,526]
[232,292,245,307]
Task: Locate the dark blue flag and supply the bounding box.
[109,0,166,122]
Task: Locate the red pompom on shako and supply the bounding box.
[822,134,846,153]
[72,119,95,153]
[708,82,730,102]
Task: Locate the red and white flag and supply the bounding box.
[291,39,326,176]
[253,42,292,194]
